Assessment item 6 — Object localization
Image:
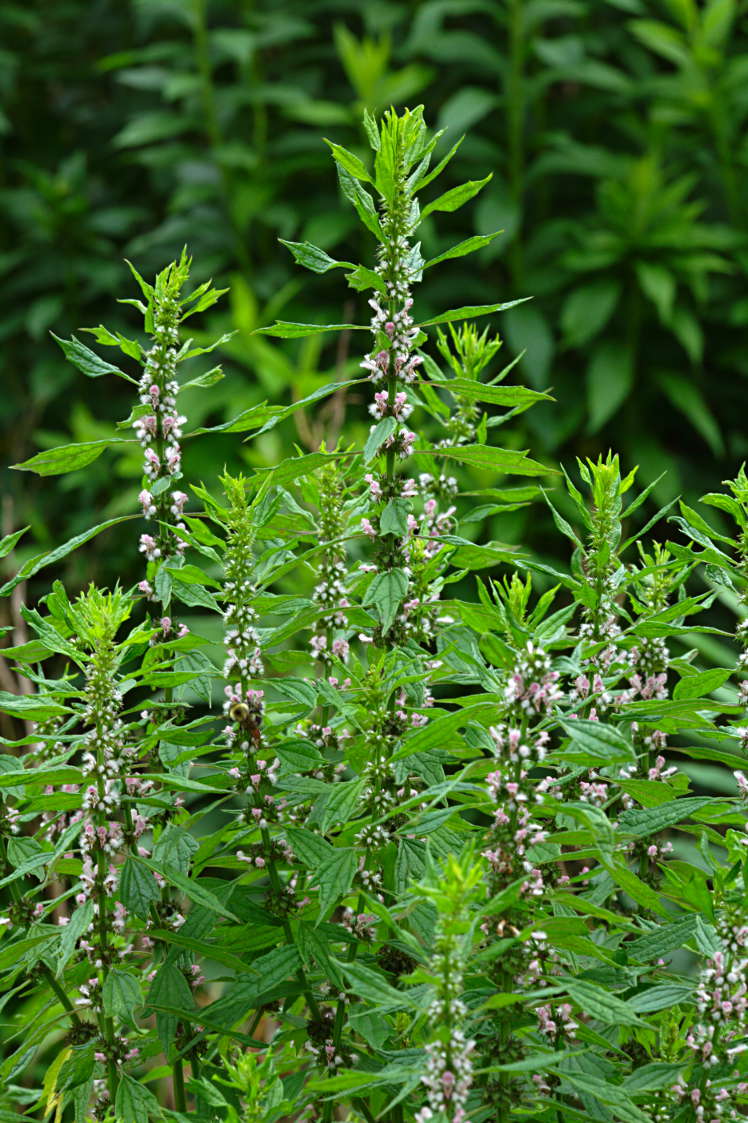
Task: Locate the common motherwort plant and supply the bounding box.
[0,107,746,1123]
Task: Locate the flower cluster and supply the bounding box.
[221,475,264,749]
[310,463,350,665]
[135,259,190,564]
[416,859,479,1123]
[660,914,748,1121]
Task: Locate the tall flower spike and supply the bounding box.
[310,460,350,666]
[68,587,143,1100]
[415,854,481,1123]
[133,253,192,568]
[220,474,265,751]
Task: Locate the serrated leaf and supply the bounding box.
[313,848,357,920]
[557,719,636,766]
[563,978,644,1026]
[146,962,195,1050]
[618,797,713,837]
[337,165,382,238]
[673,666,733,700]
[325,141,372,183]
[119,858,160,920]
[145,862,238,920]
[380,499,410,536]
[419,297,530,327]
[114,1073,162,1123]
[152,825,199,877]
[439,379,550,408]
[51,333,135,383]
[284,827,335,868]
[103,969,142,1022]
[318,779,365,834]
[0,693,66,721]
[363,568,409,633]
[432,444,549,476]
[13,440,128,477]
[424,231,501,268]
[420,174,492,220]
[364,417,397,463]
[251,321,362,338]
[345,264,388,294]
[279,239,353,274]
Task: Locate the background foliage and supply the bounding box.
[3,0,748,589]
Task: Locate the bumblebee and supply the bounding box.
[229,701,250,724]
[229,700,262,746]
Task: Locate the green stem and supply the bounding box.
[39,962,82,1024]
[173,1053,186,1112]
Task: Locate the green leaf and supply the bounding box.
[424,231,501,269]
[363,568,409,633]
[119,857,160,920]
[251,321,362,338]
[344,264,388,295]
[145,862,238,920]
[247,944,302,991]
[171,578,220,612]
[413,136,464,192]
[628,984,693,1013]
[13,439,129,477]
[602,861,669,916]
[152,825,199,877]
[114,110,190,148]
[636,262,675,322]
[563,978,644,1026]
[182,366,224,390]
[364,417,397,463]
[420,174,492,220]
[0,693,66,721]
[317,779,365,834]
[338,961,409,1010]
[433,444,550,477]
[284,827,335,868]
[313,848,357,919]
[622,1062,687,1092]
[438,380,550,409]
[0,527,28,559]
[51,333,134,383]
[561,278,621,346]
[586,340,633,432]
[560,1072,651,1123]
[146,962,195,1050]
[279,240,353,274]
[557,719,636,766]
[419,298,530,328]
[394,702,496,759]
[673,666,733,700]
[325,140,372,183]
[618,797,713,837]
[337,165,382,238]
[114,1073,162,1123]
[58,901,93,972]
[380,499,411,536]
[103,969,142,1022]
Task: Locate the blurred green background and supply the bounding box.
[2,0,747,594]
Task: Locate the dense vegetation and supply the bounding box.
[4,0,748,597]
[0,104,747,1123]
